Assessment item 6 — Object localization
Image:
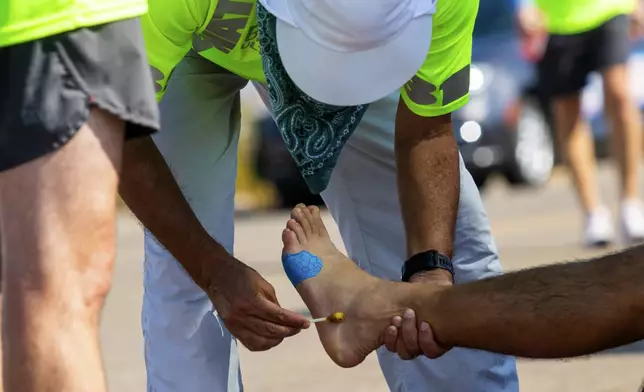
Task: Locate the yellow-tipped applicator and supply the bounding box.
[310,312,345,324]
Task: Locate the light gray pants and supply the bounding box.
[143,52,519,392]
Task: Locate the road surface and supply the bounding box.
[103,164,644,391]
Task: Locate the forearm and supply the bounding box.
[410,246,644,358]
[119,136,231,290]
[395,104,459,258]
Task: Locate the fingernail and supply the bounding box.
[420,322,429,332]
[404,309,414,319]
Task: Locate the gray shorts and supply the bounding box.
[0,17,160,171]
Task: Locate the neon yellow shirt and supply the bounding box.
[144,0,478,118]
[535,0,636,34]
[0,0,148,48]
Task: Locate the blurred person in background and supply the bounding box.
[515,0,644,247]
[0,1,159,392]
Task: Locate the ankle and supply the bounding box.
[622,198,642,208]
[393,282,448,322]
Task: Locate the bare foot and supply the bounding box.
[281,204,405,368]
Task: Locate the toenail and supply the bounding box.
[420,322,429,332]
[404,309,414,319]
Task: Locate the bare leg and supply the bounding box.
[602,64,644,242]
[602,64,642,201]
[553,95,614,245]
[0,108,124,392]
[553,95,600,214]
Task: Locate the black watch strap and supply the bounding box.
[401,250,454,282]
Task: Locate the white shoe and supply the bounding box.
[584,207,615,248]
[621,199,644,244]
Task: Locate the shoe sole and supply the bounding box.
[585,239,612,248]
[621,222,644,246]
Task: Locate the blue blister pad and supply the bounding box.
[282,251,323,286]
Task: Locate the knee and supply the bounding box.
[80,250,115,311]
[604,86,633,115]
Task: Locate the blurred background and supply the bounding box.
[107,1,644,390]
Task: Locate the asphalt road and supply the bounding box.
[103,164,644,391]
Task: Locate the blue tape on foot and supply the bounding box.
[282,251,323,286]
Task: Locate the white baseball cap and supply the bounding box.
[258,0,436,106]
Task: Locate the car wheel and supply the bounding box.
[275,180,324,209]
[504,99,554,187]
[470,170,489,190]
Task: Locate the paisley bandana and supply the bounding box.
[256,3,369,194]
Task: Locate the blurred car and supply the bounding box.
[253,115,324,208]
[459,0,644,189]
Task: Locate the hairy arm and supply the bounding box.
[119,136,309,350]
[119,137,230,289]
[395,102,459,272]
[127,0,309,352]
[128,0,225,288]
[410,246,644,358]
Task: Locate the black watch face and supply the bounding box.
[402,251,454,281]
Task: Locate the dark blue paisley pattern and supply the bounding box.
[256,3,369,194]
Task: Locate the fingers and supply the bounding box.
[225,299,309,352]
[224,288,310,350]
[401,309,421,357]
[417,322,450,359]
[230,314,300,340]
[394,310,420,360]
[255,295,311,328]
[383,311,451,360]
[384,323,399,353]
[253,281,311,329]
[234,327,284,352]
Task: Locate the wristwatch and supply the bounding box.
[401,250,454,282]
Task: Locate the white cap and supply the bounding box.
[259,0,436,106]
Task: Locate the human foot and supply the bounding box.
[281,204,405,368]
[584,206,614,248]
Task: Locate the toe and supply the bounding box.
[287,219,307,244]
[282,228,303,255]
[308,205,329,237]
[290,205,303,219]
[282,227,300,253]
[293,205,313,237]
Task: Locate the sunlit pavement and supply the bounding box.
[103,163,644,391]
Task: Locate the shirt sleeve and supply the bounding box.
[141,0,210,101]
[400,0,478,117]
